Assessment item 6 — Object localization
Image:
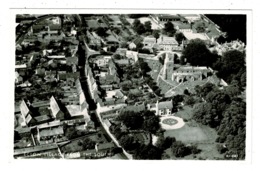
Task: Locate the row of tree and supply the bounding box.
[192,83,246,159]
[133,19,152,35]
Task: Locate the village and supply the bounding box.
[14,14,246,160]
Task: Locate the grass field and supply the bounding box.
[175,106,193,120]
[164,124,208,143]
[162,105,224,160]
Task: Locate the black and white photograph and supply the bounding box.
[13,12,247,160]
[2,0,260,170]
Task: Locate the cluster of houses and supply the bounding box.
[213,40,246,55]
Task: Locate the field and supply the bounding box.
[175,106,193,120]
[163,105,224,160]
[164,124,208,143]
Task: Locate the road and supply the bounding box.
[75,14,128,159]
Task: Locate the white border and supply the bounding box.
[1,0,259,171]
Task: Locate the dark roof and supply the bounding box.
[35,115,52,123]
[16,127,31,134]
[120,104,145,113]
[86,20,100,29]
[66,57,78,65]
[38,108,51,116]
[66,72,80,79]
[133,37,143,45]
[158,14,180,19]
[158,101,173,109]
[49,24,61,30]
[32,24,46,33]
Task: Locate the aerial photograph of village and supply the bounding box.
[14,13,246,160]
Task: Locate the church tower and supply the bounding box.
[162,52,174,80]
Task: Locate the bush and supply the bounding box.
[189,145,201,154]
[217,144,227,154]
[77,141,83,146]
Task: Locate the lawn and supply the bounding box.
[164,124,208,143]
[162,105,223,160]
[175,106,193,120]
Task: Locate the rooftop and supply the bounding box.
[158,100,173,109]
[182,32,209,41]
[39,126,64,138]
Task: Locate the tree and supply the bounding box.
[136,42,144,51]
[184,96,195,106]
[224,84,241,98]
[134,144,162,159]
[183,89,190,95]
[182,39,217,67]
[214,50,245,83]
[95,27,108,37]
[133,19,146,34]
[136,24,145,34]
[189,145,201,154]
[197,83,216,98]
[175,32,186,44]
[216,144,227,154]
[65,126,78,139]
[193,102,217,127]
[240,71,246,88]
[142,115,161,134]
[144,21,152,32]
[139,59,151,73]
[153,30,160,42]
[117,111,144,130]
[156,136,176,150]
[164,21,176,36]
[119,135,139,151]
[172,141,190,158]
[82,137,96,150]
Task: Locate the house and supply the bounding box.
[158,14,181,22]
[35,68,46,76]
[20,100,36,126]
[180,14,201,23]
[114,59,130,66]
[34,114,52,124]
[100,85,113,91]
[115,48,127,57]
[143,37,157,48]
[50,96,66,120]
[37,124,64,141]
[15,71,23,84]
[155,100,173,115]
[172,66,209,83]
[120,103,146,113]
[16,127,31,137]
[157,36,179,51]
[57,71,67,80]
[129,37,143,50]
[126,50,138,62]
[66,57,78,66]
[108,59,118,75]
[32,24,46,33]
[95,56,111,67]
[176,24,192,32]
[86,20,100,29]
